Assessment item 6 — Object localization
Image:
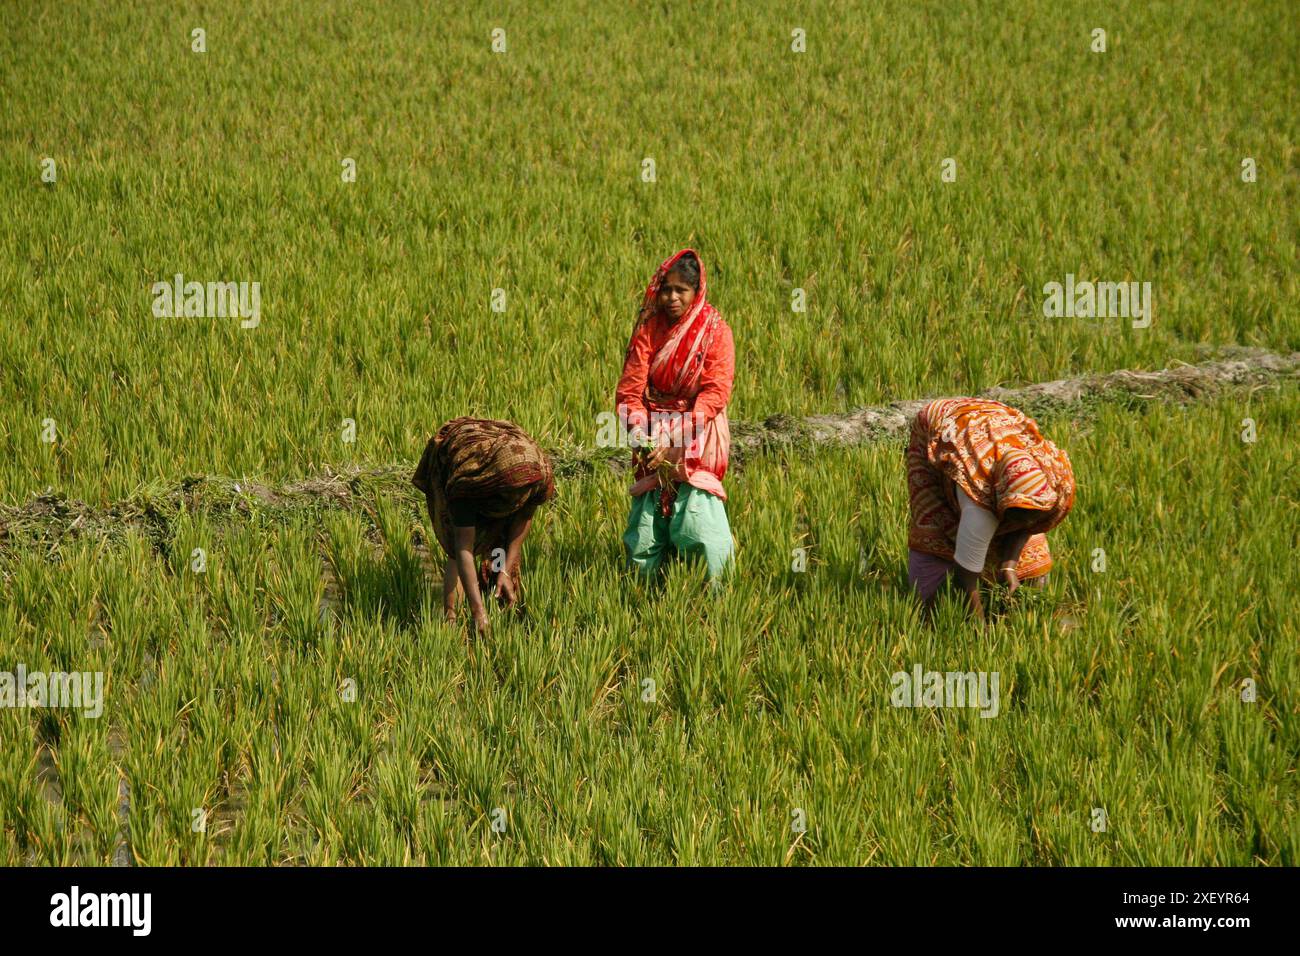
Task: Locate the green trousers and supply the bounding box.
[622,486,735,581]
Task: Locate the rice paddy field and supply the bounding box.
[0,0,1296,865]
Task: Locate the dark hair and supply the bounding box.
[665,252,701,292]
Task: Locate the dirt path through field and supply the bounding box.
[3,346,1296,554]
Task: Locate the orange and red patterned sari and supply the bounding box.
[907,398,1075,579]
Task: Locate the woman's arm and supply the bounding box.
[953,488,997,620]
[995,528,1032,593]
[495,506,536,609]
[615,322,655,437]
[953,565,985,621]
[442,558,462,620]
[690,321,735,430]
[453,525,489,633]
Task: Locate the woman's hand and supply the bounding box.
[998,564,1020,595]
[641,428,671,468]
[496,570,519,609]
[473,610,490,635]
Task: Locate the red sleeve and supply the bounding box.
[615,321,654,433]
[691,320,734,426]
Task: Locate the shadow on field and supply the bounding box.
[538,536,627,580]
[325,536,435,632]
[842,539,914,597]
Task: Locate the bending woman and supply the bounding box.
[615,249,735,582]
[412,417,556,633]
[906,398,1075,620]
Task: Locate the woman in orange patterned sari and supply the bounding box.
[906,398,1075,620]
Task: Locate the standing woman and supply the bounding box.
[616,249,735,582]
[412,417,556,633]
[906,398,1075,620]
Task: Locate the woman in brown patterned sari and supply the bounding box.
[412,417,556,634]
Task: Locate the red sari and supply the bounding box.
[615,249,734,516]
